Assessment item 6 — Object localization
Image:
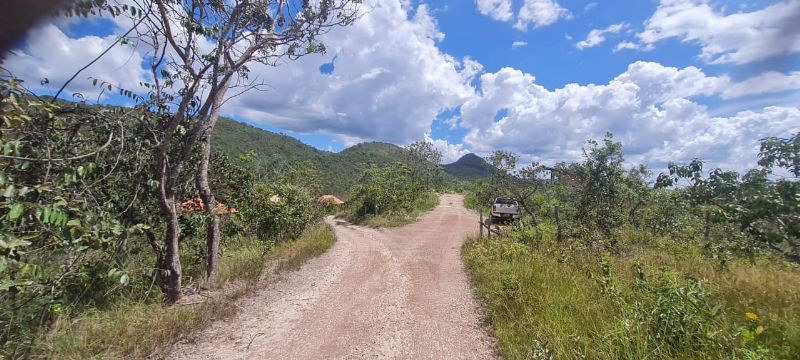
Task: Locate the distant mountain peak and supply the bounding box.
[451,153,483,164]
[443,153,491,180]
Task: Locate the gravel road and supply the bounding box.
[167,194,495,359]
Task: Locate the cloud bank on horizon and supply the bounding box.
[3,0,800,169]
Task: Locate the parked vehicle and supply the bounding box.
[489,197,521,223]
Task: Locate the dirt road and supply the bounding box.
[167,194,495,359]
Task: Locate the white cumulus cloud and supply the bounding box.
[424,134,471,163]
[459,61,800,171]
[636,0,800,64]
[721,71,800,99]
[4,23,149,101]
[225,1,478,145]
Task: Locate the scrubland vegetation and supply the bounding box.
[464,133,800,359]
[2,1,796,358]
[0,72,340,356]
[0,71,451,356]
[41,223,334,359]
[340,140,445,227]
[0,0,366,356]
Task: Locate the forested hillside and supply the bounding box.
[442,153,493,181]
[214,118,488,196]
[214,118,328,172]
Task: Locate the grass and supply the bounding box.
[347,192,440,228]
[463,231,800,359]
[267,221,336,272]
[40,222,337,359]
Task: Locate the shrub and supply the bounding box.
[247,183,314,242]
[591,259,730,356]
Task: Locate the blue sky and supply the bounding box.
[4,0,800,170]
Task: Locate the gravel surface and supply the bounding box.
[166,194,496,359]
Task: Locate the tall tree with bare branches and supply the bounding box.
[100,0,361,301]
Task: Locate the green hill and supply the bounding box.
[213,118,490,196]
[213,118,328,171]
[213,119,409,196]
[443,153,493,181]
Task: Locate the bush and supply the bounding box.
[591,259,729,355]
[247,183,314,242]
[343,162,439,227]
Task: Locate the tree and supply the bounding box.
[110,0,361,300]
[0,76,162,353]
[404,140,443,191]
[577,133,628,239]
[276,160,323,196]
[759,132,799,177]
[249,183,313,242]
[655,159,740,243]
[349,162,415,217]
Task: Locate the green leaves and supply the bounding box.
[7,203,24,220]
[106,268,130,286]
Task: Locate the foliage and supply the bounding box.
[0,77,162,354]
[591,260,727,354]
[404,140,444,191]
[0,75,263,355]
[463,235,800,359]
[357,192,439,228]
[213,119,488,196]
[342,160,440,227]
[247,183,315,242]
[346,162,416,217]
[759,133,800,177]
[274,160,324,196]
[656,145,799,261]
[469,131,799,260]
[41,223,336,358]
[464,130,800,359]
[576,133,630,236]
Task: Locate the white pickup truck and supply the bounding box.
[490,197,521,223]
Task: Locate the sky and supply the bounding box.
[3,0,800,172]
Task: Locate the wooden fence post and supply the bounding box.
[479,209,484,238]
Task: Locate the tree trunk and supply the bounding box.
[197,85,229,285]
[516,197,539,226]
[198,132,221,284]
[161,200,182,302]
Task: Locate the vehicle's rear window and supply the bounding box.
[495,198,515,204]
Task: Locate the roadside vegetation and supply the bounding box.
[0,0,365,356]
[0,70,453,355]
[464,133,800,359]
[41,223,335,359]
[0,74,341,356]
[341,140,445,227]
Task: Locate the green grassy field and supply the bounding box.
[463,229,800,359]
